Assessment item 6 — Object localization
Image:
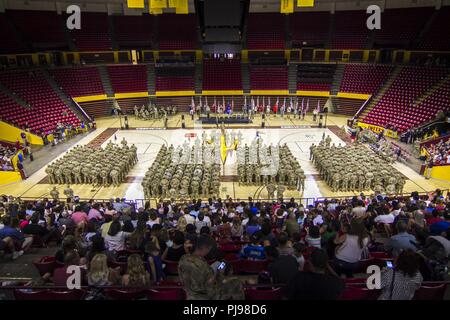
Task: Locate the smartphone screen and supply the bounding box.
[217,262,226,271]
[386,261,393,269]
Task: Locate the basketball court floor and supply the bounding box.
[1,114,449,206]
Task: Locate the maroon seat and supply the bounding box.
[339,286,380,300]
[164,261,179,275]
[241,260,269,274]
[33,256,56,276]
[147,288,185,300]
[105,289,147,300]
[227,259,243,275]
[245,287,283,300]
[14,289,50,300]
[412,284,447,300]
[108,260,128,275]
[49,289,86,300]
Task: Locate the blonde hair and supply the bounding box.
[88,253,109,285]
[126,254,149,287]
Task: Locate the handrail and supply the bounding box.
[4,190,448,211]
[351,94,372,121]
[71,98,92,122]
[0,281,448,291]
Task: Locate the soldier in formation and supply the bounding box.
[45,141,137,187]
[142,134,224,200]
[311,143,406,194]
[134,104,177,121]
[236,140,305,193]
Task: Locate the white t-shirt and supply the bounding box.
[313,215,324,226]
[352,206,367,218]
[374,213,395,224]
[105,231,130,252]
[183,214,195,225]
[335,234,369,263]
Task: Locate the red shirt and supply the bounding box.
[71,211,88,225]
[426,217,443,225]
[53,266,87,287]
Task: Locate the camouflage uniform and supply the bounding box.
[178,254,218,300]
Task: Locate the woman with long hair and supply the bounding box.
[88,253,120,286]
[122,254,150,287]
[333,219,369,278]
[127,219,147,251]
[378,249,423,300]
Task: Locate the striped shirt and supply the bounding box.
[378,268,423,300]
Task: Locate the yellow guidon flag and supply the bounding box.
[220,135,239,164]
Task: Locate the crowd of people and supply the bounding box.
[0,188,449,300]
[424,138,450,165]
[0,143,20,172]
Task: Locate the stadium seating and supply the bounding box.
[291,12,330,48]
[107,65,148,93]
[0,13,26,53]
[339,64,393,94]
[50,67,105,98]
[373,8,433,47]
[363,66,448,132]
[247,13,285,49]
[417,7,450,51]
[69,12,112,51]
[203,59,242,90]
[155,66,195,92]
[249,66,288,90]
[113,15,153,49]
[157,14,197,50]
[0,71,80,133]
[7,10,67,50]
[297,64,335,92]
[331,11,370,49]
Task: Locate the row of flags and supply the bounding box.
[190,96,321,113]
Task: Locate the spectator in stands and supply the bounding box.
[162,230,187,262]
[144,241,164,283]
[178,235,217,300]
[286,248,344,300]
[429,210,450,236]
[333,220,369,278]
[230,216,244,238]
[88,253,120,286]
[265,245,298,284]
[374,206,395,225]
[22,212,61,244]
[0,235,23,260]
[104,220,131,254]
[305,225,321,248]
[385,221,418,257]
[292,242,306,271]
[378,249,423,300]
[87,203,103,221]
[0,216,32,257]
[283,211,300,238]
[276,232,294,255]
[127,219,147,251]
[53,249,87,287]
[240,232,266,260]
[122,254,150,287]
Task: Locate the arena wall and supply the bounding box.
[0,121,43,145]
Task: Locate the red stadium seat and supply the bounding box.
[412,284,447,300]
[245,287,283,300]
[33,256,56,276]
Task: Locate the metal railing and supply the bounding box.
[6,189,448,211]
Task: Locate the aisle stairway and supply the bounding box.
[356,66,403,122]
